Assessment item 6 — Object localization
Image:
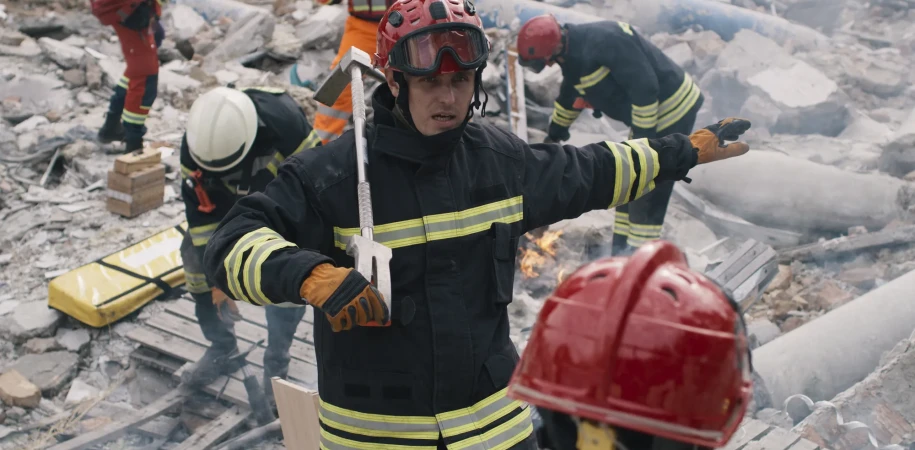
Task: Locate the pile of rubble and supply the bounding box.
[0,0,914,447]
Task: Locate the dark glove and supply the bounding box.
[690,117,752,164]
[547,121,571,143]
[300,263,390,331]
[153,20,165,48]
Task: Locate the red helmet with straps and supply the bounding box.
[507,240,752,448]
[374,0,491,76]
[516,14,563,64]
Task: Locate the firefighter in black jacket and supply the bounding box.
[516,15,705,256]
[201,0,750,448]
[178,85,321,400]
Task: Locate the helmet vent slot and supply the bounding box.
[661,286,678,302]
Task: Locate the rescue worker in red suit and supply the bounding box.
[201,0,752,447]
[311,0,394,143]
[97,0,166,152]
[507,240,753,450]
[516,15,705,257]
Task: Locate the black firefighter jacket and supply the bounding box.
[180,87,320,294]
[549,21,704,141]
[202,84,699,450]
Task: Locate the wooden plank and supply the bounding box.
[134,416,181,440]
[114,147,161,174]
[778,224,915,263]
[46,387,188,450]
[107,164,165,193]
[272,378,321,450]
[126,326,251,406]
[166,300,317,365]
[756,426,802,449]
[173,406,251,450]
[723,420,773,450]
[145,311,317,386]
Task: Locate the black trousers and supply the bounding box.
[611,98,703,255]
[180,234,306,377]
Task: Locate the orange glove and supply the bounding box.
[212,288,241,323]
[300,263,390,332]
[690,118,752,164]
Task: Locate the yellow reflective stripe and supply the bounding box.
[190,223,219,247]
[437,388,524,438]
[657,81,701,132]
[180,164,194,180]
[613,211,630,236]
[293,130,322,156]
[604,143,634,208]
[244,239,296,305]
[122,110,147,125]
[618,21,633,35]
[319,399,439,441]
[332,196,523,250]
[223,228,283,304]
[117,76,129,89]
[320,427,437,450]
[625,139,659,200]
[448,406,533,450]
[628,223,663,246]
[184,271,210,294]
[267,152,283,177]
[574,67,611,95]
[631,101,659,129]
[658,74,693,115]
[551,102,581,127]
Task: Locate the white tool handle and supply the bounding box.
[349,65,374,240]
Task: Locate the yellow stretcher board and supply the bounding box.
[48,222,189,328]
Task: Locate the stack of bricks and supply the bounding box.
[106,147,166,218]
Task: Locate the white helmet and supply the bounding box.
[186,86,259,172]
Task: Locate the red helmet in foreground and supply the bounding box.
[516,14,563,71]
[508,240,752,448]
[375,0,491,75]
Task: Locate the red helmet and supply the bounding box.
[516,14,563,65]
[507,240,752,448]
[375,0,491,76]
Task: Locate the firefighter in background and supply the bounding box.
[310,0,393,143]
[516,15,705,257]
[96,0,167,153]
[178,85,321,401]
[508,240,753,450]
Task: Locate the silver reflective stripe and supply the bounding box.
[318,104,353,121]
[605,142,633,208]
[437,391,522,437]
[190,223,219,246]
[626,139,658,199]
[316,128,341,141]
[423,201,522,240]
[244,239,296,305]
[320,405,441,437]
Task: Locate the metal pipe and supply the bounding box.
[751,269,915,407]
[474,0,829,49]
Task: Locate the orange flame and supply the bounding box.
[520,249,545,278]
[519,230,565,279]
[535,230,563,257]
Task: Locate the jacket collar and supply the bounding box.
[369,84,467,167]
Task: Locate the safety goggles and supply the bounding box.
[518,57,547,73]
[388,23,490,76]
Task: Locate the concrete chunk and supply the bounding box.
[2,301,62,343]
[295,4,347,50]
[523,63,562,107]
[879,107,915,177]
[167,4,208,42]
[205,11,276,67]
[37,37,85,69]
[8,351,79,396]
[0,370,41,409]
[704,30,848,136]
[662,42,694,70]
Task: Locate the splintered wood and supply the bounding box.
[271,378,321,450]
[722,418,828,450]
[126,297,318,408]
[106,146,165,218]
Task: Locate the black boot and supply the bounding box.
[97,113,125,143]
[124,136,144,153]
[181,344,246,388]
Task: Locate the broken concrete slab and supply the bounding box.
[97,58,201,92]
[56,328,90,353]
[747,319,781,348]
[879,106,915,177]
[0,74,72,123]
[523,63,562,107]
[686,151,909,233]
[12,115,49,134]
[702,29,849,136]
[205,11,276,68]
[295,4,347,50]
[838,109,892,144]
[848,56,907,99]
[662,42,694,71]
[8,351,79,396]
[65,379,99,406]
[1,301,62,343]
[0,370,41,409]
[23,337,63,354]
[267,22,304,60]
[37,37,85,69]
[167,4,208,42]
